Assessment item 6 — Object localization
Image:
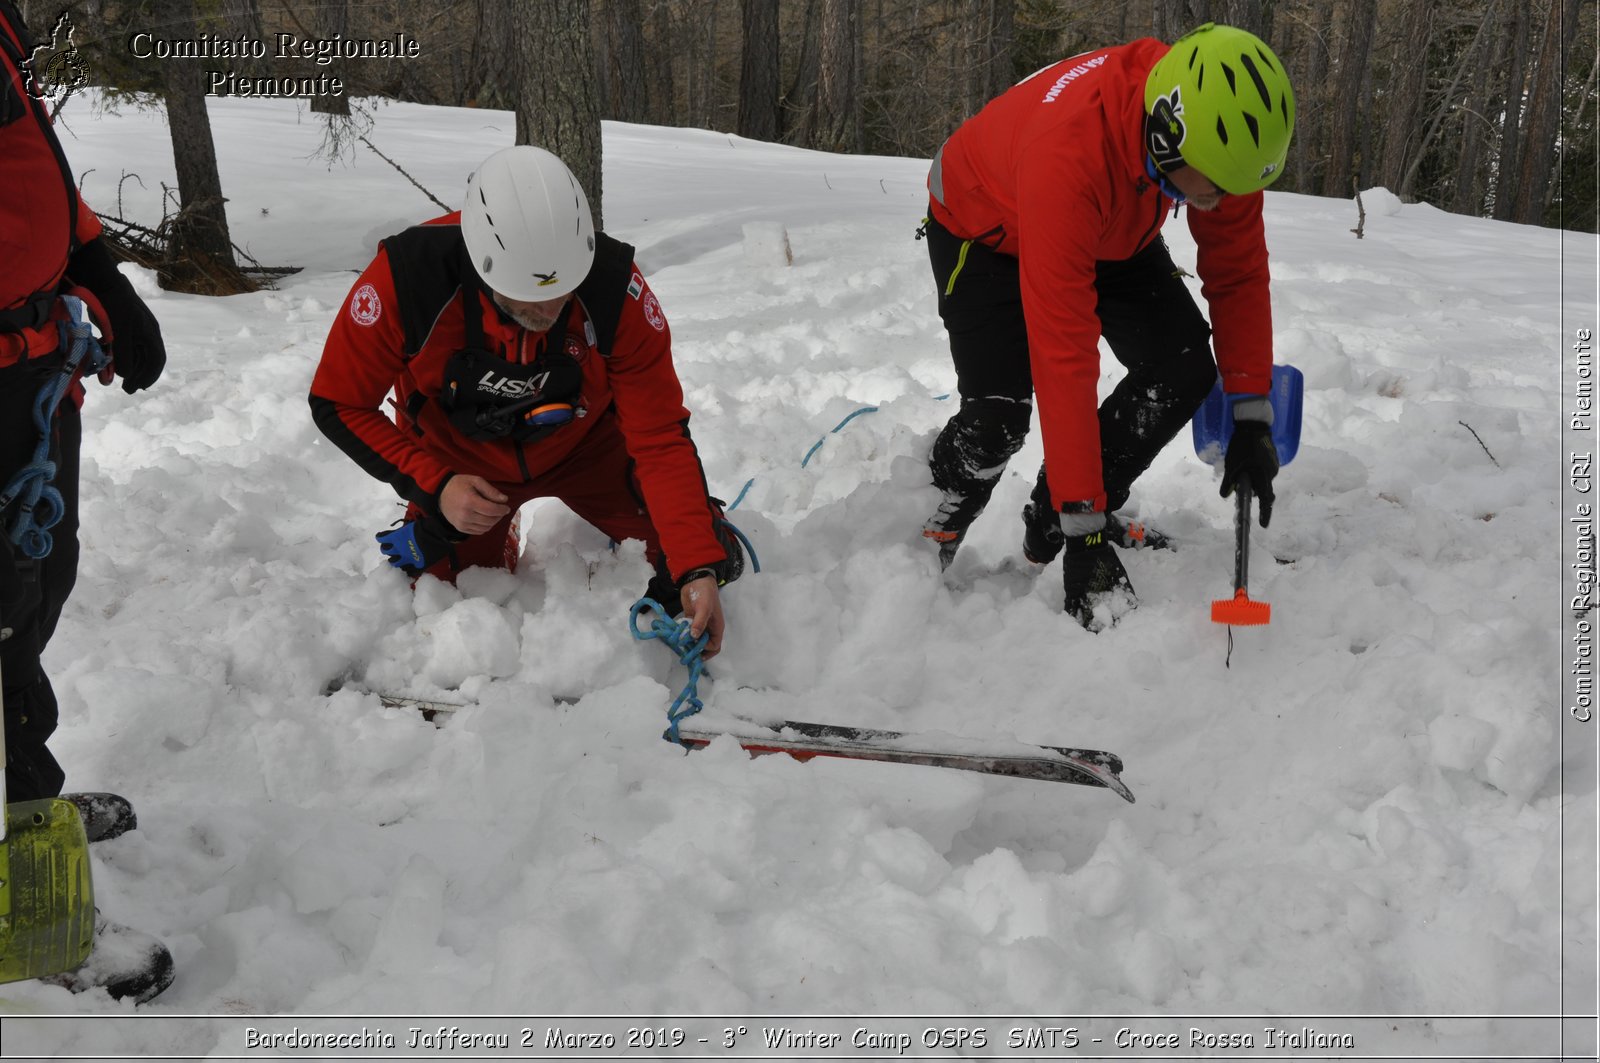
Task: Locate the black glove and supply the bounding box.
[66,237,167,394]
[1059,512,1135,630]
[375,514,462,576]
[705,501,747,588]
[1220,411,1279,528]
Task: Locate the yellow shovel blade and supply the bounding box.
[0,799,95,983]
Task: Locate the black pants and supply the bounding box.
[0,354,77,802]
[925,211,1217,527]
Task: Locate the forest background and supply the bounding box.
[31,0,1600,293]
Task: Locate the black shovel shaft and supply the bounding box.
[1232,481,1253,595]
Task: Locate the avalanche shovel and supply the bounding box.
[1212,481,1270,625]
[0,604,95,985]
[1192,364,1303,627]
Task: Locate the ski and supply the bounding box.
[672,717,1134,802]
[375,695,1133,802]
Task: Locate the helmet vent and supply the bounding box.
[1221,61,1236,94]
[1239,52,1273,110]
[1215,116,1229,145]
[1243,112,1260,147]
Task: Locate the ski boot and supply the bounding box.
[922,489,985,571]
[41,913,175,1004]
[63,793,137,844]
[1023,505,1173,565]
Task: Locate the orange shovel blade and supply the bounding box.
[1211,589,1270,625]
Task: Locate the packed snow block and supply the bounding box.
[742,221,794,267]
[1360,186,1404,217]
[417,598,521,688]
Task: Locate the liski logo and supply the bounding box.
[23,10,88,111]
[476,369,550,400]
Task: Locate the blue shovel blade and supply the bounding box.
[1191,364,1304,467]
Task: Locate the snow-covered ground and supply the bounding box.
[9,91,1594,1055]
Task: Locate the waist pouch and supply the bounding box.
[438,346,584,443]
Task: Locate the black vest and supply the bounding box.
[380,222,636,359]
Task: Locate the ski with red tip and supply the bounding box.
[376,695,1133,802]
[672,717,1134,802]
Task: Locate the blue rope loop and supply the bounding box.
[629,597,710,744]
[0,296,109,559]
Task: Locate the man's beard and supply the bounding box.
[494,294,561,332]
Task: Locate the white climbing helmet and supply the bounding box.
[461,145,596,301]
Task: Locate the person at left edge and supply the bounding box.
[1,0,173,1004]
[309,146,743,656]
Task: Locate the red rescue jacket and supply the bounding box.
[310,213,727,580]
[929,39,1274,511]
[0,0,104,370]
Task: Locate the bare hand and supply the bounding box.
[439,474,511,536]
[679,576,726,659]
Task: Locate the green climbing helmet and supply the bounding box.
[1144,23,1295,196]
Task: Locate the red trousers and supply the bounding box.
[405,412,663,582]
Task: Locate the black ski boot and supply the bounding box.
[41,913,175,1004]
[922,489,986,570]
[63,793,137,844]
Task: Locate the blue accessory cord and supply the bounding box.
[630,598,710,744]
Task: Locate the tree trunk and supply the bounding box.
[1375,0,1433,195]
[310,0,351,116]
[1320,0,1377,199]
[815,0,860,151]
[219,0,264,78]
[1452,0,1503,215]
[968,0,1016,113]
[784,0,821,146]
[1491,2,1532,220]
[514,0,605,230]
[156,0,235,277]
[738,0,781,139]
[647,0,677,126]
[607,0,651,123]
[1286,0,1334,195]
[1510,0,1582,223]
[1153,0,1215,42]
[470,0,518,110]
[683,1,720,128]
[1222,0,1264,37]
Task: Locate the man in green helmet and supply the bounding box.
[919,22,1295,629]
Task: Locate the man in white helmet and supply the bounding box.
[310,145,742,654]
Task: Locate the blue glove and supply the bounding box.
[375,517,458,575]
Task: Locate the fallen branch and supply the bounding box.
[1458,420,1500,467]
[359,134,450,211]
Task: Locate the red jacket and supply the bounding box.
[0,0,103,369]
[310,213,727,580]
[930,39,1274,511]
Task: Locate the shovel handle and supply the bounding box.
[1232,480,1253,595]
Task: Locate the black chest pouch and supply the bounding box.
[439,298,584,443]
